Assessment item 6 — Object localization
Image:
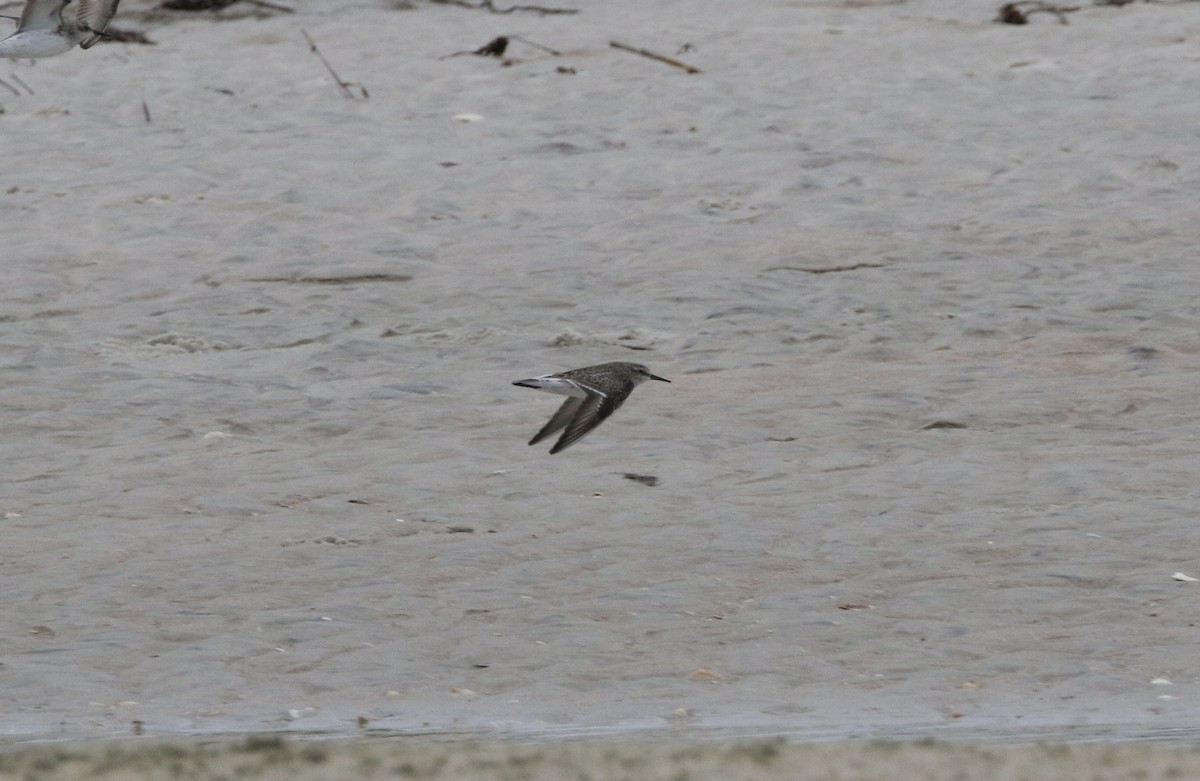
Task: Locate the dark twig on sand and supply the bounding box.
[440,34,561,60]
[0,77,19,97]
[100,27,155,44]
[160,0,235,9]
[431,0,577,15]
[301,29,368,100]
[474,36,509,56]
[508,34,560,55]
[764,263,886,274]
[142,100,152,123]
[243,0,293,10]
[609,41,701,73]
[160,0,293,11]
[995,1,1080,24]
[9,73,32,95]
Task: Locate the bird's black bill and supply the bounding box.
[650,374,670,383]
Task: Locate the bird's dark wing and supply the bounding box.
[549,387,627,454]
[528,397,582,446]
[77,0,119,48]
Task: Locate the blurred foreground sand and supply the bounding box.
[5,736,1200,781]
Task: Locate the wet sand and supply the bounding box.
[3,0,1200,749]
[6,736,1200,781]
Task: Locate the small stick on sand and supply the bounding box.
[160,0,293,10]
[508,34,560,56]
[764,263,886,274]
[439,36,507,59]
[101,27,155,44]
[0,78,18,97]
[242,0,293,11]
[995,1,1079,24]
[9,72,32,95]
[301,29,368,100]
[609,41,701,74]
[440,34,560,60]
[432,0,578,15]
[142,100,152,123]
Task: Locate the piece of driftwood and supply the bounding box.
[431,0,577,14]
[301,29,368,99]
[508,34,560,55]
[161,0,294,10]
[996,1,1080,24]
[609,41,701,73]
[441,34,561,61]
[100,27,155,44]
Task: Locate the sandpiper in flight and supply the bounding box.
[0,0,120,58]
[513,361,670,454]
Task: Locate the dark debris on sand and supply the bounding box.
[158,0,293,13]
[99,27,155,44]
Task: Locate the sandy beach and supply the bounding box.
[3,0,1200,766]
